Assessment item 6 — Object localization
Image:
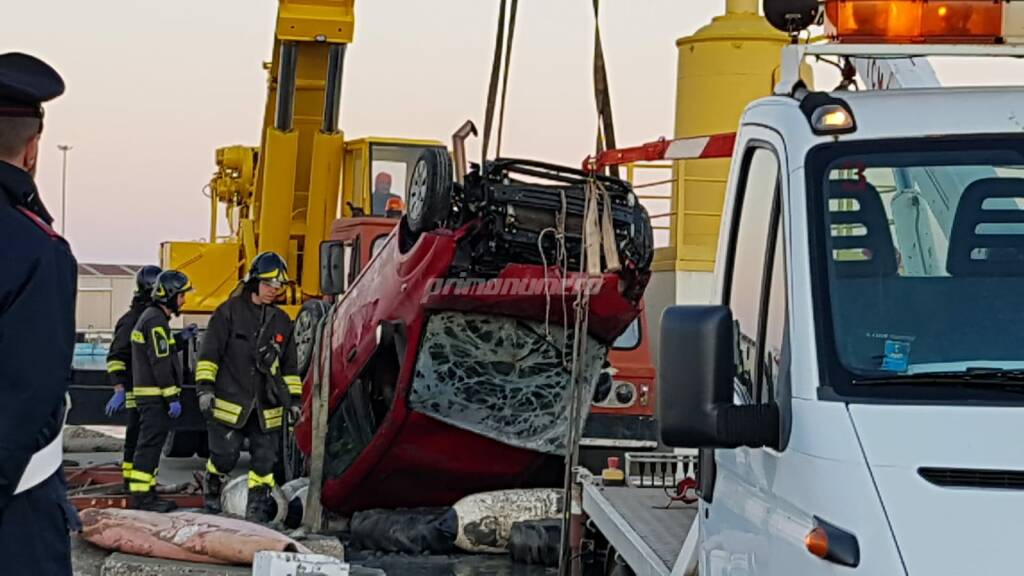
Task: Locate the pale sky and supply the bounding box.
[3,1,1023,264]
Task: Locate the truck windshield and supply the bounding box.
[370,144,442,217]
[810,138,1024,396]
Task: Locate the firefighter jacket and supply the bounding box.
[131,305,183,404]
[106,297,147,408]
[0,160,77,512]
[195,293,300,432]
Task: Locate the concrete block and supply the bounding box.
[252,551,349,576]
[101,552,249,575]
[71,534,109,576]
[298,534,346,562]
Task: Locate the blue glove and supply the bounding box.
[105,388,126,417]
[179,323,199,342]
[168,401,182,419]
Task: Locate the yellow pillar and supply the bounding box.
[301,130,344,297]
[256,128,300,261]
[654,1,795,273]
[726,0,759,14]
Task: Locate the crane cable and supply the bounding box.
[482,0,519,165]
[592,0,618,177]
[483,0,615,168]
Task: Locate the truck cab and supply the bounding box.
[660,33,1024,576]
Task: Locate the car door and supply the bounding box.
[701,126,788,576]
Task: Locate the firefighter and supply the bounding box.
[129,269,192,512]
[104,264,161,489]
[197,251,301,523]
[0,52,80,575]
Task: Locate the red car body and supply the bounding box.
[295,220,642,513]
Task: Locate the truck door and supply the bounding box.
[702,126,788,575]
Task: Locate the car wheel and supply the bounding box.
[406,148,453,234]
[632,203,654,271]
[294,299,329,379]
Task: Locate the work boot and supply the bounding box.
[245,486,275,524]
[131,491,178,513]
[203,472,226,514]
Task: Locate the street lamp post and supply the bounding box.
[57,144,71,236]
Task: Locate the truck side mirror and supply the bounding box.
[658,305,779,450]
[320,240,346,296]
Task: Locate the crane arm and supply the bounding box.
[252,0,354,299]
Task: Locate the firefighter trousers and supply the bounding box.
[131,401,171,493]
[206,412,278,486]
[0,470,80,576]
[122,406,140,477]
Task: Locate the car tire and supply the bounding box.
[406,148,453,234]
[294,299,329,379]
[632,203,654,271]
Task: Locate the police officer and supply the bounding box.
[104,264,161,489]
[129,270,192,512]
[197,252,301,522]
[0,52,79,575]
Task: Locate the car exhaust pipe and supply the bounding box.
[452,120,478,185]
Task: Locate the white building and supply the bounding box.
[76,263,142,334]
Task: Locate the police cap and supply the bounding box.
[0,52,64,119]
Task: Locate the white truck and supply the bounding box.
[578,2,1024,574]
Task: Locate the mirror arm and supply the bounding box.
[716,404,780,450]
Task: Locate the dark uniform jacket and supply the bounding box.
[0,161,77,511]
[106,298,147,408]
[131,305,183,404]
[196,292,300,432]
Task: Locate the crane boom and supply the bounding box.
[255,0,354,300]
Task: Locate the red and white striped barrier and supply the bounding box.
[583,132,736,172]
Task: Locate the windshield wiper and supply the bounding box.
[853,369,1024,387]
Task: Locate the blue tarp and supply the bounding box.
[73,342,109,372]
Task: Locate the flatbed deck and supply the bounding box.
[582,484,696,576]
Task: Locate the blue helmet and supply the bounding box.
[135,265,162,297]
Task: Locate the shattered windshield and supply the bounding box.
[812,139,1024,386]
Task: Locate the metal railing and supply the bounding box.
[624,161,675,245]
[625,451,697,488]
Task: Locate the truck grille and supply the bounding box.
[918,467,1024,490]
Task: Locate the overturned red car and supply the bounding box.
[294,151,653,514]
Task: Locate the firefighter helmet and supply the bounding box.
[245,252,289,286]
[135,265,162,297]
[152,270,192,314]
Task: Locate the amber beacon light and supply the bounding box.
[824,0,1005,43]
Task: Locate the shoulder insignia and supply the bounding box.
[151,326,170,358]
[15,206,62,239]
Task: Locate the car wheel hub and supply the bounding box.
[409,160,429,221]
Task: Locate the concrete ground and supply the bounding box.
[73,535,347,576]
[67,427,555,576]
[66,450,249,486]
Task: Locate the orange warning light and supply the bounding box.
[824,0,1003,43]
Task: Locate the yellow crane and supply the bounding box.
[161,0,445,317]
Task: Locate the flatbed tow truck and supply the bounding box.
[574,1,1024,575]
